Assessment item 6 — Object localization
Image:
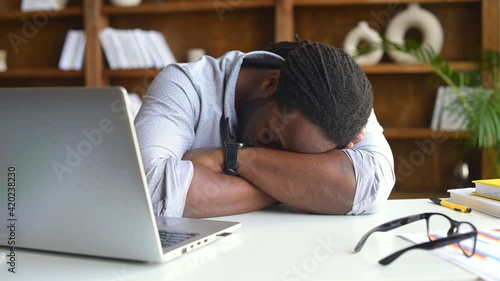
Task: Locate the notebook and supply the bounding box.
[448,187,500,218]
[0,87,241,263]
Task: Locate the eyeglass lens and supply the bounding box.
[426,214,476,257]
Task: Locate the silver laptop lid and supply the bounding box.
[0,87,164,262]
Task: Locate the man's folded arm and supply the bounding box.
[237,136,395,215]
[182,162,277,218]
[238,148,357,214]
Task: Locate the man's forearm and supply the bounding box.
[238,147,356,214]
[183,163,277,218]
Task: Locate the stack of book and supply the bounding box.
[21,0,68,11]
[58,30,86,71]
[448,179,500,218]
[99,27,177,70]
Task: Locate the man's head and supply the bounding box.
[239,39,373,152]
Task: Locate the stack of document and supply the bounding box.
[99,27,177,70]
[58,30,86,71]
[21,0,68,11]
[448,187,500,218]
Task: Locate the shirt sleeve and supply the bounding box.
[134,65,200,217]
[342,110,395,215]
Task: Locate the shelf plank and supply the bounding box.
[102,0,275,15]
[383,127,470,139]
[104,62,477,77]
[294,0,479,6]
[104,69,162,78]
[363,62,477,74]
[0,7,82,21]
[0,68,84,78]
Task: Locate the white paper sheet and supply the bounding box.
[399,228,500,281]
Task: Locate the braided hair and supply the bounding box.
[262,39,373,148]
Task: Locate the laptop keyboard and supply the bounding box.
[158,230,199,248]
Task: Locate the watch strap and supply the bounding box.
[224,142,243,176]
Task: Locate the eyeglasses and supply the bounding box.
[353,212,478,265]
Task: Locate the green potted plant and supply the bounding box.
[360,39,500,177]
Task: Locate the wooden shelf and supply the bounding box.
[0,7,82,21]
[102,1,274,15]
[0,68,84,78]
[362,62,477,74]
[104,69,162,78]
[294,0,479,6]
[104,63,477,77]
[383,127,470,139]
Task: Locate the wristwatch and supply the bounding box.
[224,141,244,176]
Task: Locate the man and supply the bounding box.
[135,39,395,218]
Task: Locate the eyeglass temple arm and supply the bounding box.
[354,214,425,253]
[378,232,477,265]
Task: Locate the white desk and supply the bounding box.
[1,199,498,281]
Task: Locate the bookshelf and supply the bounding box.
[0,0,498,199]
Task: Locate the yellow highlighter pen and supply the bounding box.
[429,198,472,213]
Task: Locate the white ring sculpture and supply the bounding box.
[343,21,383,66]
[385,3,444,64]
[109,0,142,7]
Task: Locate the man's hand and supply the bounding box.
[182,148,225,173]
[343,128,365,149]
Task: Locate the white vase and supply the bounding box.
[343,21,383,66]
[109,0,142,7]
[385,3,444,64]
[187,48,206,62]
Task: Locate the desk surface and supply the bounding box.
[1,199,498,281]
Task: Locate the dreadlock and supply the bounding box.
[262,39,373,148]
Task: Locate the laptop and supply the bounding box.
[0,87,241,263]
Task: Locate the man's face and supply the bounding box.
[239,97,336,153]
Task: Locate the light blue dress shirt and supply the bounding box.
[134,50,395,217]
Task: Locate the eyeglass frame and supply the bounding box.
[353,212,478,265]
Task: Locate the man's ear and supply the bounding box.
[261,72,280,97]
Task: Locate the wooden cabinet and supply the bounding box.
[0,0,498,198]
